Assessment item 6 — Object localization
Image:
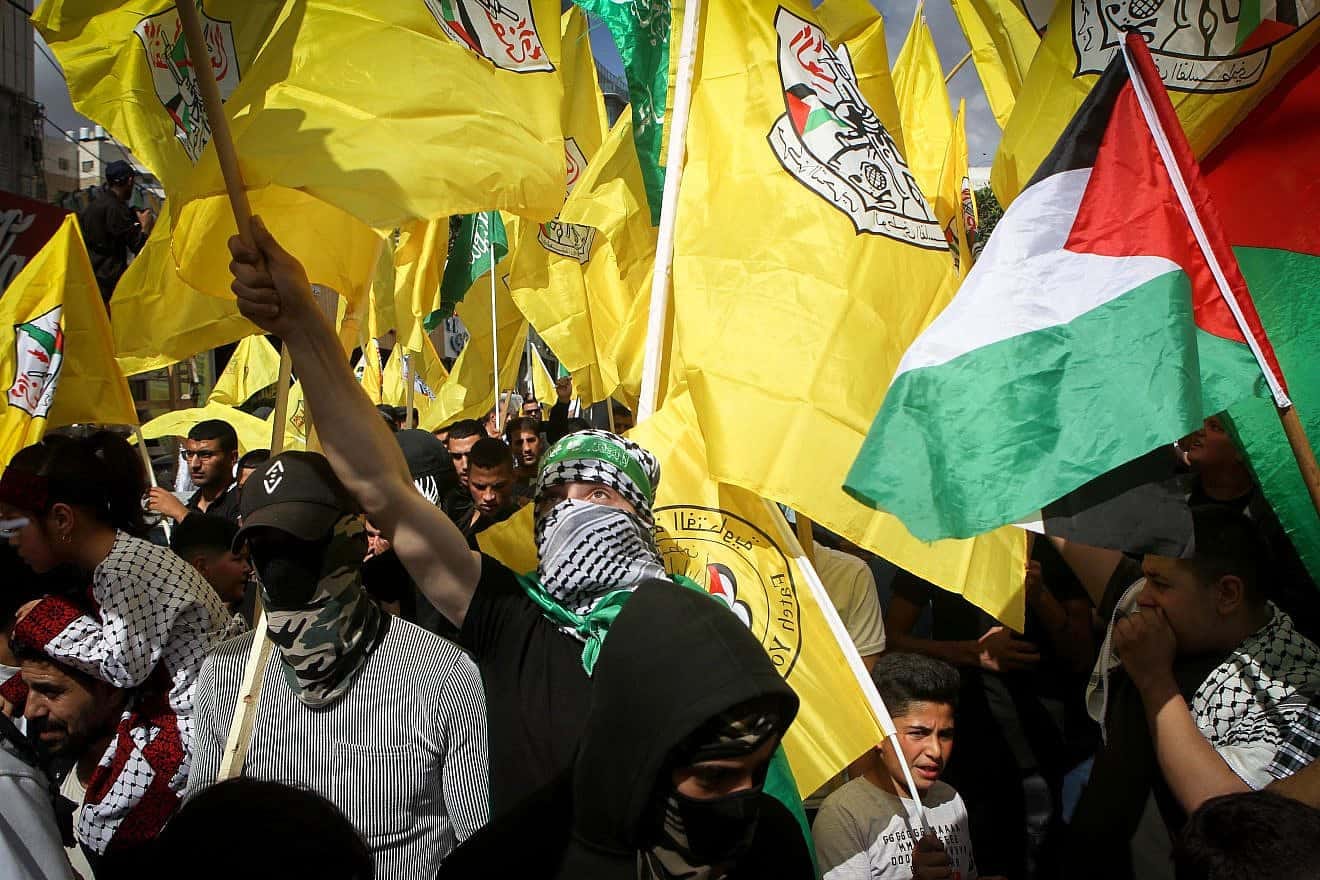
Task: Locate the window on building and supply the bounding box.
[58,158,70,170]
[81,160,94,172]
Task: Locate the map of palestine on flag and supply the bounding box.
[479,385,890,799]
[671,0,1027,627]
[0,216,136,466]
[846,35,1285,543]
[992,0,1320,202]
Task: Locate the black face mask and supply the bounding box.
[249,535,326,608]
[664,785,763,866]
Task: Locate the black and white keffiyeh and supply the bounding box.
[531,430,666,630]
[1192,605,1320,750]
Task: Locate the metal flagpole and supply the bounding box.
[637,0,703,421]
[489,234,502,433]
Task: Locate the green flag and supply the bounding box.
[571,1,669,224]
[427,211,508,331]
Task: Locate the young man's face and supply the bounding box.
[468,463,514,516]
[194,548,252,607]
[22,658,125,761]
[447,434,480,487]
[534,482,637,521]
[881,701,956,796]
[671,735,778,800]
[1137,555,1226,655]
[512,429,544,468]
[1177,416,1240,471]
[185,438,236,490]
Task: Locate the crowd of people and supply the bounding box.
[2,222,1320,879]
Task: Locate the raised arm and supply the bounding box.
[229,218,480,626]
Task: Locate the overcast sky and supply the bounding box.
[34,0,997,165]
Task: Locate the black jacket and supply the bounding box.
[437,581,814,878]
[78,188,145,297]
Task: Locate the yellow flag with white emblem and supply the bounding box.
[173,0,566,231]
[671,0,1027,626]
[991,0,1320,204]
[0,215,137,466]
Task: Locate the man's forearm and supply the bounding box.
[281,308,413,527]
[1140,677,1250,811]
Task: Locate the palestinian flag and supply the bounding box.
[1206,44,1320,582]
[845,34,1286,544]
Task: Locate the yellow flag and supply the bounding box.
[0,216,137,466]
[428,260,528,430]
[892,6,953,202]
[992,0,1320,204]
[949,0,1040,129]
[207,335,280,407]
[551,114,660,410]
[530,341,557,406]
[672,0,1027,626]
[273,380,308,450]
[817,0,906,156]
[174,0,566,231]
[380,335,448,415]
[481,387,886,794]
[140,402,271,455]
[35,2,382,308]
[356,338,384,406]
[934,100,974,278]
[508,9,631,409]
[33,0,284,193]
[111,216,258,376]
[393,220,448,353]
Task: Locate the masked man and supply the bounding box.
[186,451,490,879]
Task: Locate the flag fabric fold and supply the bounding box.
[207,334,281,407]
[892,5,954,202]
[949,0,1040,128]
[847,37,1280,544]
[671,0,1026,626]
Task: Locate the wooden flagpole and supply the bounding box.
[945,50,973,84]
[636,0,703,421]
[763,500,931,832]
[132,427,171,542]
[174,0,275,782]
[1122,37,1320,525]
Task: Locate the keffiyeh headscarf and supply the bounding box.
[259,516,389,709]
[532,431,667,624]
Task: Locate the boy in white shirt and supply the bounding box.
[814,653,1002,880]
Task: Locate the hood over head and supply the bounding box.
[569,581,798,855]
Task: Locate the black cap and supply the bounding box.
[234,451,359,550]
[105,160,135,183]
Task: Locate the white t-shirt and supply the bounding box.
[813,544,886,657]
[813,778,978,880]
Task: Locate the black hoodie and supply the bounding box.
[436,580,816,878]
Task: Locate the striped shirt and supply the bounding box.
[188,616,490,879]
